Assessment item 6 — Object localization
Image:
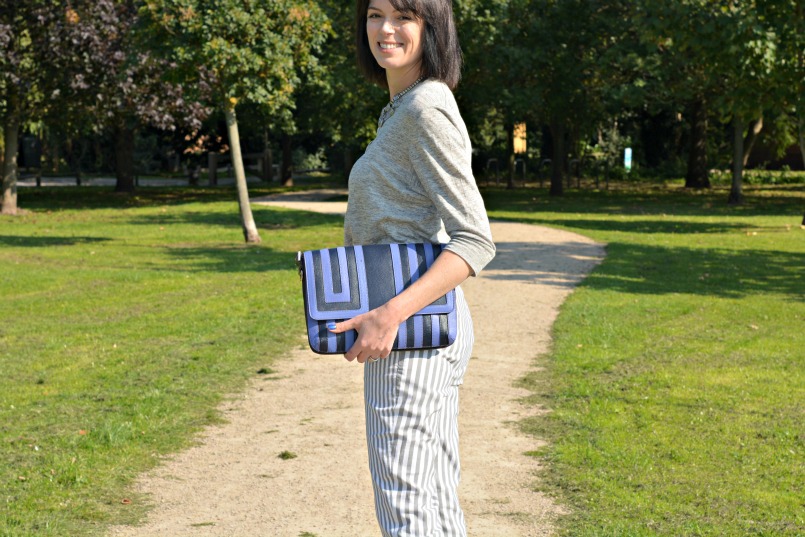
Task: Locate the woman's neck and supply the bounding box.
[386,66,423,100]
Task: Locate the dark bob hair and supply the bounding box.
[356,0,463,90]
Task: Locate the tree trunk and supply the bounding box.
[281,134,293,187]
[224,103,262,244]
[261,129,273,182]
[2,99,20,215]
[798,1,805,171]
[642,112,668,168]
[65,138,84,186]
[742,116,763,167]
[43,130,59,173]
[549,119,565,196]
[506,122,516,189]
[260,148,272,182]
[685,99,711,188]
[728,118,745,205]
[114,125,136,193]
[798,114,805,170]
[343,146,354,184]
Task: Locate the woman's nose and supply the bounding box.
[381,18,395,33]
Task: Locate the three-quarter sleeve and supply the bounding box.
[404,101,495,276]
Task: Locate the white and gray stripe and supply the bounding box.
[364,286,474,537]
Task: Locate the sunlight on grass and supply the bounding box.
[0,187,343,536]
[1,182,802,536]
[486,184,805,536]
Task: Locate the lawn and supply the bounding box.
[483,183,804,536]
[0,185,342,536]
[0,181,802,536]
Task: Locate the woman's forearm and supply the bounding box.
[380,250,472,326]
[331,249,472,362]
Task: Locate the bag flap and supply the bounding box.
[303,247,369,321]
[303,244,454,322]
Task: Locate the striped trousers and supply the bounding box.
[364,286,473,537]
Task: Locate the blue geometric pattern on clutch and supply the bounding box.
[297,243,457,354]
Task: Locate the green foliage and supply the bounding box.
[0,0,50,119]
[457,0,645,190]
[292,146,328,171]
[636,0,783,123]
[293,0,386,147]
[8,0,805,191]
[141,0,329,112]
[454,0,804,186]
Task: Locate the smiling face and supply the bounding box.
[366,0,424,92]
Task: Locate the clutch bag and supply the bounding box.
[296,243,457,355]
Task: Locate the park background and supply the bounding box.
[2,0,805,209]
[1,1,804,536]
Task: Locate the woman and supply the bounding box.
[329,0,495,534]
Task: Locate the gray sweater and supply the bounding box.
[344,80,495,276]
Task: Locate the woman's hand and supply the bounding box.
[328,303,402,363]
[330,250,473,364]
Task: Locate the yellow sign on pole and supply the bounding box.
[513,123,527,155]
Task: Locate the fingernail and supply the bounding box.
[326,321,337,331]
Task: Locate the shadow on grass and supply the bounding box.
[546,218,747,234]
[482,184,804,218]
[478,237,803,301]
[0,235,112,247]
[17,182,343,211]
[17,186,246,211]
[122,206,344,230]
[160,244,298,273]
[585,242,804,300]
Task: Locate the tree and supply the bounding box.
[1,1,209,203]
[251,0,385,187]
[46,1,210,193]
[0,0,53,215]
[633,1,716,188]
[633,1,776,191]
[770,0,805,169]
[315,0,386,181]
[457,0,533,190]
[529,0,632,195]
[142,0,329,243]
[717,2,780,204]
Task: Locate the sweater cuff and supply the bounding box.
[444,236,496,277]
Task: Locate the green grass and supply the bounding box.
[0,186,343,536]
[482,183,805,536]
[1,181,802,536]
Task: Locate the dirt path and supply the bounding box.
[108,191,605,537]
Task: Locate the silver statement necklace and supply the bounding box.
[377,77,424,129]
